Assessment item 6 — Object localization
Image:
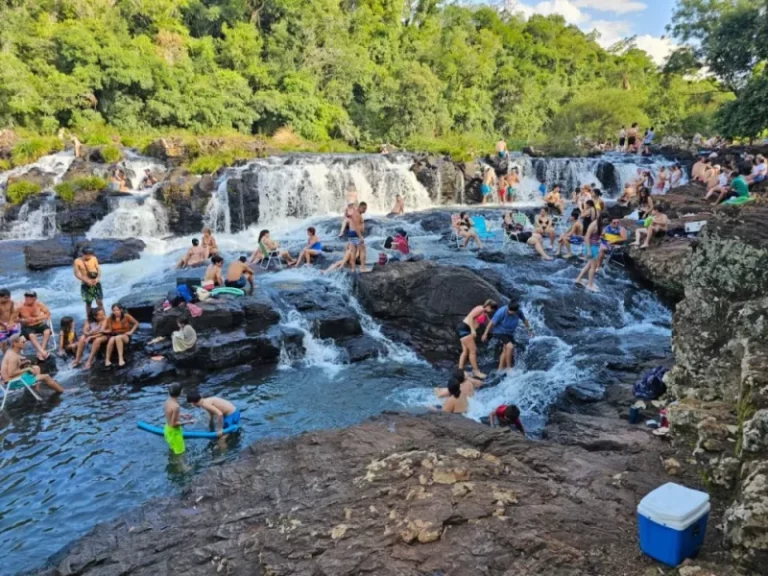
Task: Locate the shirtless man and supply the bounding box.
[507,169,520,202]
[706,165,722,195]
[177,238,207,269]
[17,291,52,360]
[544,184,565,215]
[186,390,240,437]
[225,256,255,294]
[481,167,496,205]
[0,288,20,353]
[390,194,405,216]
[495,138,508,159]
[441,375,469,414]
[74,247,104,318]
[347,202,369,273]
[633,208,669,249]
[204,255,225,288]
[1,335,63,394]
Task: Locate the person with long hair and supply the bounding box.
[252,229,296,266]
[103,304,138,368]
[73,308,106,368]
[575,217,606,292]
[456,300,498,379]
[58,316,77,357]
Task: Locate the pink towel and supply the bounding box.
[187,303,203,317]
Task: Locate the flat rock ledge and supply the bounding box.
[37,413,703,576]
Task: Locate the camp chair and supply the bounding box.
[471,216,497,243]
[602,231,632,269]
[46,318,57,351]
[0,371,42,410]
[502,213,531,248]
[258,242,284,270]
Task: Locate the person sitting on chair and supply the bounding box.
[251,230,296,266]
[1,335,64,395]
[597,218,628,268]
[17,291,52,361]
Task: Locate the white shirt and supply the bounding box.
[753,163,767,177]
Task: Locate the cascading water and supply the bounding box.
[2,200,58,239]
[225,154,434,227]
[0,150,75,193]
[203,176,232,234]
[122,150,166,191]
[87,195,169,239]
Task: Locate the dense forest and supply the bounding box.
[0,0,744,153]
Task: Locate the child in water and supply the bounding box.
[186,390,240,437]
[487,404,525,434]
[58,316,77,356]
[164,384,191,455]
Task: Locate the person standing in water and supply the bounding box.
[1,335,64,395]
[481,167,496,204]
[72,308,106,368]
[74,247,104,319]
[186,390,240,437]
[164,384,188,456]
[495,138,508,159]
[481,301,534,372]
[457,300,498,379]
[441,373,469,414]
[575,217,605,292]
[618,126,626,151]
[177,238,207,269]
[225,256,255,294]
[347,202,369,272]
[291,227,323,267]
[627,123,639,152]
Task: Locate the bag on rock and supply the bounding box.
[196,287,211,301]
[633,366,668,400]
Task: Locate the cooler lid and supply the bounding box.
[638,482,710,530]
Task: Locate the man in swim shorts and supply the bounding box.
[225,256,255,294]
[177,238,207,269]
[481,301,534,372]
[186,390,240,437]
[1,335,64,394]
[495,138,508,159]
[164,383,186,455]
[347,202,368,272]
[17,291,52,361]
[73,247,104,319]
[0,288,20,353]
[481,167,496,205]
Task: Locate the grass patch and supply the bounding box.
[187,149,251,174]
[54,182,76,202]
[55,177,107,203]
[6,180,42,204]
[100,144,122,164]
[401,132,497,162]
[11,137,64,166]
[0,159,10,171]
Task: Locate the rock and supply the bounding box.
[355,261,502,361]
[410,156,465,205]
[145,137,187,161]
[87,146,123,164]
[8,168,55,191]
[118,286,176,323]
[227,171,260,233]
[477,249,506,264]
[723,461,768,571]
[678,566,703,576]
[278,284,362,340]
[338,335,387,363]
[154,169,209,235]
[627,240,691,300]
[40,413,699,576]
[663,457,681,476]
[23,236,145,271]
[742,409,768,453]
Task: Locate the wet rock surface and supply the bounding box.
[23,236,146,270]
[37,412,722,576]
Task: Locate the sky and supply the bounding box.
[485,0,680,65]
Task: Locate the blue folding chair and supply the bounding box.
[471,216,497,243]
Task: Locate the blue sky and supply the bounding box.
[470,0,681,64]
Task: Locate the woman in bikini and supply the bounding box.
[456,300,498,379]
[103,304,139,368]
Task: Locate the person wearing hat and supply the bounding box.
[17,291,52,361]
[74,247,103,319]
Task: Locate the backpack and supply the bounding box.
[633,366,668,400]
[176,284,194,303]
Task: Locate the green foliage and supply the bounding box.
[6,180,42,204]
[0,0,735,151]
[54,182,76,202]
[0,159,10,171]
[187,149,250,174]
[55,176,107,203]
[100,145,122,164]
[11,137,64,166]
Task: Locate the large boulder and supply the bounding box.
[23,236,145,271]
[278,284,362,340]
[38,413,699,576]
[410,155,465,205]
[355,261,502,361]
[154,169,211,235]
[227,171,260,233]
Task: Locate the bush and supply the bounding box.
[187,149,250,175]
[54,182,76,202]
[11,137,64,166]
[100,144,122,164]
[6,181,42,204]
[72,176,108,192]
[0,159,11,171]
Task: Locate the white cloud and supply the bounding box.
[633,35,676,65]
[528,0,590,24]
[590,19,633,47]
[574,0,647,14]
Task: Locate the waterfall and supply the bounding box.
[2,200,57,239]
[121,150,166,191]
[86,195,169,239]
[0,150,75,193]
[224,154,433,228]
[203,176,231,234]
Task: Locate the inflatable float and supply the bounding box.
[137,420,240,439]
[211,287,245,297]
[724,195,755,205]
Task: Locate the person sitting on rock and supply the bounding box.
[17,291,52,361]
[177,238,207,269]
[201,227,219,257]
[0,288,20,353]
[204,255,225,289]
[695,158,713,183]
[669,164,683,188]
[172,317,197,353]
[617,182,636,206]
[747,154,767,185]
[57,316,78,357]
[534,208,556,250]
[632,207,669,249]
[488,404,525,434]
[441,372,468,414]
[103,304,138,368]
[390,194,405,216]
[555,209,583,259]
[1,335,64,395]
[704,166,731,201]
[186,390,240,437]
[291,227,323,268]
[141,169,157,189]
[705,165,722,195]
[481,301,534,373]
[225,256,255,294]
[505,214,552,261]
[72,308,106,368]
[714,164,751,205]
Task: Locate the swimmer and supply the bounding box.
[434,368,483,399]
[1,335,64,394]
[456,300,498,379]
[186,390,240,437]
[177,238,207,269]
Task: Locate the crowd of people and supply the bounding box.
[692,153,764,204]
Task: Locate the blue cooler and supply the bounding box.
[638,482,710,567]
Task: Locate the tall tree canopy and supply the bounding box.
[0,0,729,146]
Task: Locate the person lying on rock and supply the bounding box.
[225,256,255,295]
[177,238,207,269]
[1,335,64,395]
[435,368,483,401]
[481,301,534,372]
[186,390,240,437]
[487,404,525,434]
[204,254,225,289]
